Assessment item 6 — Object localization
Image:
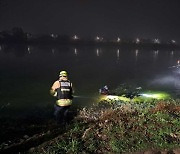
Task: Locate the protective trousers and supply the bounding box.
[54,104,70,124]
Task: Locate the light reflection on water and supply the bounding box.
[96,48,100,56]
[117,49,120,61]
[74,48,78,55]
[0,44,179,116]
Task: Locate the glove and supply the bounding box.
[50,89,57,97]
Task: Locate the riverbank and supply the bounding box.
[28,99,180,154]
[0,98,179,153]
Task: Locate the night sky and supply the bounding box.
[1,0,180,40]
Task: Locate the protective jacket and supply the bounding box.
[57,80,72,99]
[56,80,73,106]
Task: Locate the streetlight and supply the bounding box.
[135,38,140,44]
[117,37,121,42]
[171,40,176,44]
[95,36,103,41]
[153,38,160,44]
[96,36,100,40]
[51,34,58,38]
[73,35,79,40]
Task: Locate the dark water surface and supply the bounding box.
[0,44,180,118]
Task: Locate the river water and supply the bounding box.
[0,44,179,118]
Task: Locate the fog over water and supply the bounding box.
[0,45,179,116]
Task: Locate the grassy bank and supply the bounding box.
[30,99,180,154]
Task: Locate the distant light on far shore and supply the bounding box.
[73,35,79,40]
[96,36,100,40]
[153,38,160,44]
[95,36,103,42]
[135,38,140,44]
[117,37,121,42]
[51,34,58,38]
[171,40,176,44]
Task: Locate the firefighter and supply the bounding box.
[50,71,73,124]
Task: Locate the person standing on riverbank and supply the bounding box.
[50,71,73,124]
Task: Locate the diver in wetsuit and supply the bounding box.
[99,85,110,95]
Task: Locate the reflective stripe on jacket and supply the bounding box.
[56,99,72,106]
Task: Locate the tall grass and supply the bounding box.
[31,99,180,153]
